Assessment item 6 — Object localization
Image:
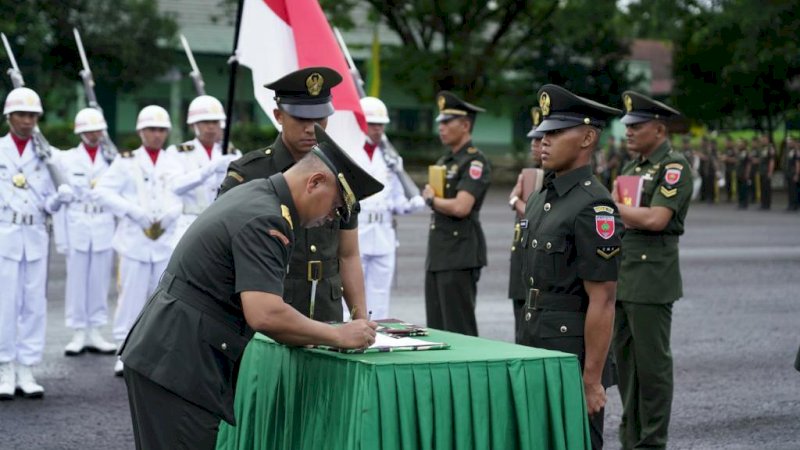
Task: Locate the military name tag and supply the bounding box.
[519,219,528,229]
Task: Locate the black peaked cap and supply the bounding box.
[265,67,342,119]
[311,124,383,222]
[535,84,621,133]
[435,91,485,122]
[620,90,682,125]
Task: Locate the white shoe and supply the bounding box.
[114,358,124,377]
[0,362,14,400]
[86,328,117,354]
[15,364,44,398]
[64,329,87,356]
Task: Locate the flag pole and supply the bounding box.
[221,0,245,155]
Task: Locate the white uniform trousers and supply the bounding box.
[0,256,48,365]
[112,257,168,343]
[65,248,114,329]
[361,251,396,320]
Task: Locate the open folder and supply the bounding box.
[310,331,449,354]
[428,165,446,197]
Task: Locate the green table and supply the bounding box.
[216,329,590,450]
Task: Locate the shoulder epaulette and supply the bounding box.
[178,143,195,152]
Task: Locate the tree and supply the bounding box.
[671,0,800,140]
[0,0,178,121]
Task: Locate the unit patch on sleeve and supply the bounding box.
[469,160,484,180]
[664,168,682,185]
[595,215,615,240]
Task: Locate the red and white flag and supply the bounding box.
[236,0,367,158]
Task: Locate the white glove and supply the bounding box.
[127,206,152,230]
[203,154,238,177]
[407,195,426,212]
[56,184,75,204]
[157,208,181,229]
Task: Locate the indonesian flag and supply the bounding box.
[237,0,367,158]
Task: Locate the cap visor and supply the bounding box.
[526,128,544,139]
[620,114,652,125]
[535,118,582,133]
[280,102,334,120]
[436,113,461,122]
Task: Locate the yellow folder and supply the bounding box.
[428,165,446,197]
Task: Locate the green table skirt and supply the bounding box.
[216,330,590,450]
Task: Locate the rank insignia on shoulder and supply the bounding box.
[226,171,244,183]
[268,229,290,246]
[660,186,677,198]
[593,205,614,214]
[467,147,478,154]
[178,144,195,152]
[519,219,528,229]
[597,246,620,260]
[281,204,293,230]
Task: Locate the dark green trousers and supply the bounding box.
[124,367,220,450]
[512,298,525,342]
[613,301,673,450]
[425,269,479,336]
[795,345,800,372]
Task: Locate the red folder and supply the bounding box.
[616,175,643,207]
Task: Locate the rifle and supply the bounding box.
[180,34,206,96]
[332,28,420,199]
[1,33,66,188]
[73,28,118,163]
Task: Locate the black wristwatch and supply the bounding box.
[425,196,434,208]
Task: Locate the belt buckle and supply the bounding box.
[526,288,541,311]
[307,260,322,281]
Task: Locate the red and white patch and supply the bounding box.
[595,216,615,240]
[469,161,483,180]
[664,168,682,185]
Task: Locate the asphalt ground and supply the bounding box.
[1,188,799,450]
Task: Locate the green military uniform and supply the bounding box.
[736,145,752,209]
[516,84,623,450]
[509,107,546,338]
[614,91,692,450]
[425,91,490,336]
[757,144,776,209]
[217,66,357,322]
[121,126,382,450]
[219,135,356,322]
[723,143,736,202]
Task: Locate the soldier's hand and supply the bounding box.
[611,179,620,203]
[422,184,434,200]
[509,174,523,199]
[335,320,378,349]
[584,381,606,416]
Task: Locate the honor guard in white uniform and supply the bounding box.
[166,95,239,245]
[57,108,118,356]
[94,105,182,376]
[355,97,424,320]
[0,87,74,399]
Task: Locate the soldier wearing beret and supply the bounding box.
[612,91,693,450]
[421,91,491,336]
[516,84,622,449]
[218,67,369,323]
[121,125,383,449]
[507,106,549,340]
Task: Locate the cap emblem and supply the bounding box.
[624,94,633,112]
[532,108,541,126]
[306,73,324,96]
[437,95,446,112]
[539,92,550,116]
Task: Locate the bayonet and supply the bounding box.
[1,33,25,88]
[180,34,206,96]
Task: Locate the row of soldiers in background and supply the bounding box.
[593,133,800,211]
[0,85,237,399]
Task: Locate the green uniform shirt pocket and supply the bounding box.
[538,311,585,358]
[329,274,344,301]
[534,234,569,284]
[618,243,683,303]
[199,315,249,363]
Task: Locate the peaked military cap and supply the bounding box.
[526,106,544,139]
[620,90,682,125]
[535,84,622,133]
[311,124,383,222]
[435,91,485,122]
[265,67,343,119]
